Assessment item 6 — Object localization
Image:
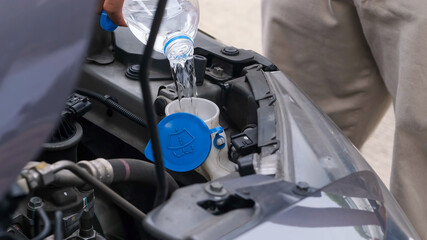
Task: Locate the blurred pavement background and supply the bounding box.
[199,0,394,187]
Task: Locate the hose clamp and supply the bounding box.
[78,158,114,185]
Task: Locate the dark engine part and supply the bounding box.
[15,158,171,240]
[195,45,277,84]
[10,189,96,239]
[155,80,223,116]
[39,122,83,164]
[230,127,258,162]
[114,27,172,81]
[75,88,148,128]
[0,184,27,232]
[37,94,91,163]
[77,158,179,194]
[194,55,207,86]
[224,76,258,131]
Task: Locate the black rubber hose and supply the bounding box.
[137,0,169,208]
[31,208,51,240]
[53,159,178,195]
[54,211,63,240]
[52,160,146,221]
[109,159,178,195]
[52,169,85,187]
[75,88,148,128]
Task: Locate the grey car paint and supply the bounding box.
[0,0,96,197]
[263,71,419,239]
[236,171,417,239]
[266,71,375,187]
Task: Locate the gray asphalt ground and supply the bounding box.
[199,0,394,187]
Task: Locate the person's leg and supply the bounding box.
[261,0,390,148]
[353,0,427,238]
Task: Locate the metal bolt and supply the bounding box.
[296,182,309,192]
[27,197,43,220]
[28,197,43,209]
[205,182,227,196]
[212,66,224,76]
[209,182,223,193]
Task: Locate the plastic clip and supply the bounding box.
[210,127,226,150]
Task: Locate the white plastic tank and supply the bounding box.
[166,98,235,179]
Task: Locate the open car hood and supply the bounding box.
[0,0,95,197]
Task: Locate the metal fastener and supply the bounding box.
[292,181,311,196]
[212,66,224,76]
[205,182,227,196]
[27,197,43,219]
[296,182,309,192]
[28,197,43,209]
[210,182,223,192]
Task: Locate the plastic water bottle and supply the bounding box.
[100,0,200,100]
[122,0,200,100]
[123,0,199,57]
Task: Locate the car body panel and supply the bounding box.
[0,0,95,197]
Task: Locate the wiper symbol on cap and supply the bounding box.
[167,128,195,158]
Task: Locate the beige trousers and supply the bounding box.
[262,0,427,238]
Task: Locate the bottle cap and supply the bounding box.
[145,113,222,172]
[163,35,194,57]
[100,10,118,32]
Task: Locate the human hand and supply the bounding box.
[98,0,127,26]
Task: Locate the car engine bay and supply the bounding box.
[0,2,420,239]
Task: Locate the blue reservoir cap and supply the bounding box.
[145,113,213,172]
[100,10,118,32]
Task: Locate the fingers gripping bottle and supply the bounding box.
[123,0,200,99]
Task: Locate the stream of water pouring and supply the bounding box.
[121,0,200,113]
[169,55,198,115]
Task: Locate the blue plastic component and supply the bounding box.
[100,10,118,32]
[212,127,226,150]
[145,113,222,172]
[163,35,194,57]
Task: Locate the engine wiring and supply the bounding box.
[31,208,50,240]
[75,88,148,128]
[54,211,63,240]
